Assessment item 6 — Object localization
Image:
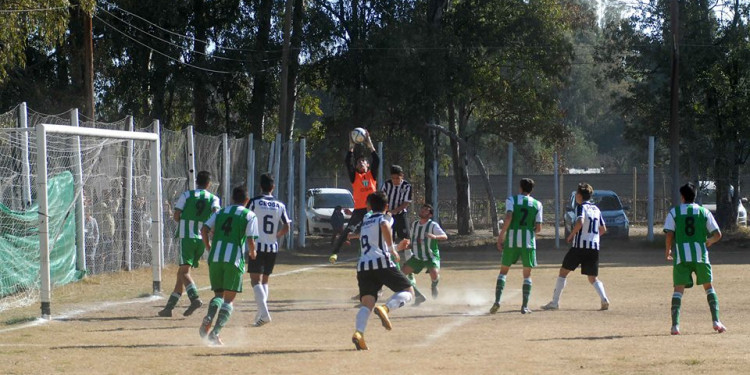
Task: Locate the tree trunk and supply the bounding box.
[449,100,473,234]
[426,123,498,235]
[283,0,304,141]
[192,0,209,133]
[423,127,438,211]
[248,0,273,140]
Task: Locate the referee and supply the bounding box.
[381,165,412,241]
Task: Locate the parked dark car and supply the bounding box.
[564,190,630,239]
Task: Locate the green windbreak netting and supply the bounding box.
[0,171,80,298]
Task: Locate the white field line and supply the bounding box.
[0,257,356,335]
[416,289,520,348]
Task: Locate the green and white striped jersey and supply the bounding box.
[204,205,259,270]
[175,189,221,239]
[663,203,720,264]
[503,194,543,250]
[409,219,446,260]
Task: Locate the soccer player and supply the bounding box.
[332,191,414,350]
[541,183,610,311]
[158,171,220,317]
[381,165,425,301]
[246,173,291,327]
[664,182,725,335]
[198,186,259,345]
[490,178,542,315]
[329,130,379,264]
[401,203,448,305]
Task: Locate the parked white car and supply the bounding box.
[696,181,747,226]
[305,188,354,234]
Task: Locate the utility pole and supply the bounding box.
[669,0,680,207]
[278,0,294,140]
[83,10,95,121]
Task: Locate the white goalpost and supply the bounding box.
[36,124,163,318]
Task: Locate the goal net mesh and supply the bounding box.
[0,111,156,312]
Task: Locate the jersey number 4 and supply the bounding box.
[361,235,372,254]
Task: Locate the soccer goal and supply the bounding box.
[0,119,163,318]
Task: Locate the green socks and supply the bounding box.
[164,292,181,310]
[706,288,720,322]
[186,283,200,301]
[671,292,682,326]
[211,302,234,336]
[205,297,223,323]
[494,274,506,304]
[522,278,532,308]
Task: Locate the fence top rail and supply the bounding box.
[38,124,158,141]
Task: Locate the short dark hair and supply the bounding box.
[422,203,434,216]
[196,171,211,188]
[520,178,535,193]
[680,182,697,203]
[390,165,403,175]
[260,173,274,193]
[577,183,593,201]
[367,191,388,212]
[232,185,249,204]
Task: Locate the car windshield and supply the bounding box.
[592,194,623,210]
[313,193,354,209]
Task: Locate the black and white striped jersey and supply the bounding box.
[357,213,396,271]
[247,195,291,253]
[573,202,606,250]
[381,179,412,213]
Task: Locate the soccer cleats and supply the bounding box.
[600,299,610,311]
[670,325,680,335]
[374,305,392,331]
[183,299,203,317]
[431,281,439,298]
[199,317,212,339]
[254,317,271,327]
[541,302,559,311]
[352,331,368,350]
[157,308,173,317]
[207,332,223,346]
[713,321,727,333]
[414,294,427,306]
[521,307,532,314]
[489,303,500,314]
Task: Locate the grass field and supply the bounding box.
[1,227,749,374]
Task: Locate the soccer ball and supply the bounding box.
[350,127,367,144]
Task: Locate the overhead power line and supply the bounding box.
[97,8,260,63]
[94,14,240,75]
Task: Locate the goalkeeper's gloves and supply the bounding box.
[328,254,338,264]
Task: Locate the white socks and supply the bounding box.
[253,284,270,320]
[355,307,370,333]
[552,277,566,304]
[385,291,413,311]
[593,280,608,301]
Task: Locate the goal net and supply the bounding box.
[0,118,162,316]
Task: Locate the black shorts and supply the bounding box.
[247,251,277,275]
[561,247,600,276]
[391,213,410,240]
[345,208,369,232]
[357,267,412,301]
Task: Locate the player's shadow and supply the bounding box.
[195,348,349,357]
[57,316,159,323]
[51,343,191,350]
[528,335,625,342]
[89,325,184,332]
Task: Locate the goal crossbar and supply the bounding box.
[36,124,163,319]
